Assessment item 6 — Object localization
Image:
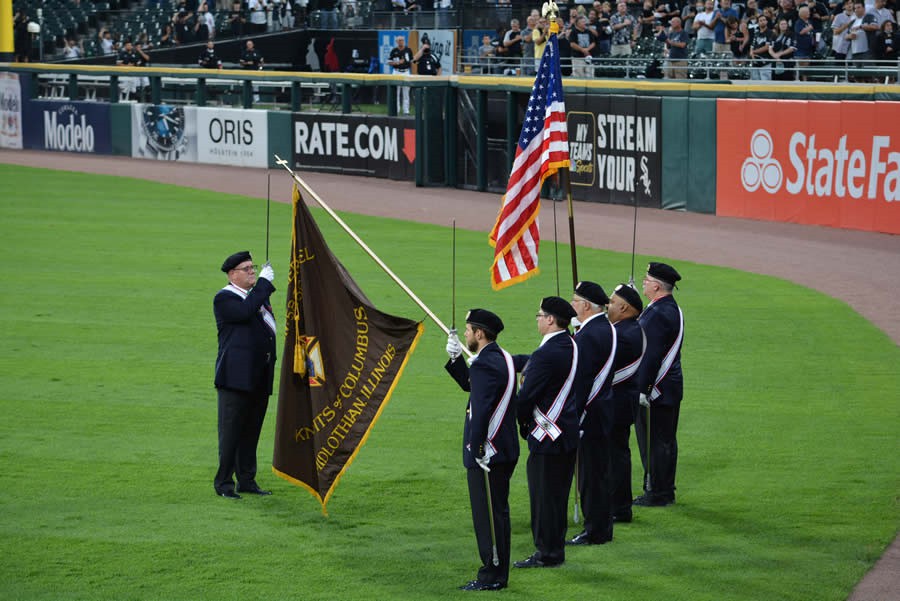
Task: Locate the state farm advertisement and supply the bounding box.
[716,99,900,235]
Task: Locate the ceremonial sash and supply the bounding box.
[531,340,579,442]
[649,307,683,401]
[224,283,277,336]
[483,349,516,461]
[612,329,646,385]
[580,321,617,425]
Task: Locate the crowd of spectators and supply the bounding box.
[476,0,898,81]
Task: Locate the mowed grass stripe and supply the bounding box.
[0,164,897,601]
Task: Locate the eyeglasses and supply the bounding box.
[233,264,258,273]
[535,312,549,318]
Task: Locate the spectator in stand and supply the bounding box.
[557,17,574,76]
[596,3,613,54]
[845,1,875,79]
[875,20,899,79]
[200,3,216,40]
[868,0,897,25]
[159,23,175,47]
[793,5,814,78]
[639,0,659,39]
[831,0,855,62]
[173,10,194,44]
[681,1,699,34]
[99,29,115,55]
[502,19,524,75]
[726,15,750,59]
[318,0,340,30]
[194,9,211,41]
[776,0,798,28]
[749,14,775,77]
[610,1,635,56]
[657,16,690,77]
[479,34,497,73]
[63,37,84,59]
[694,0,718,53]
[714,0,740,53]
[116,39,139,100]
[657,0,681,25]
[804,0,831,52]
[248,0,268,34]
[13,9,30,63]
[571,16,598,77]
[521,15,537,75]
[531,17,549,70]
[199,40,224,68]
[229,1,246,37]
[771,17,797,78]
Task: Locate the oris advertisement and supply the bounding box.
[291,114,416,180]
[195,107,269,168]
[566,95,662,208]
[130,104,198,162]
[716,99,900,235]
[23,100,111,154]
[0,72,23,150]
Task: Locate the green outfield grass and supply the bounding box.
[0,164,897,601]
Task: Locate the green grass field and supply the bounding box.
[1,164,897,601]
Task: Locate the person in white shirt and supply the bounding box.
[693,0,717,53]
[63,38,83,59]
[248,0,268,33]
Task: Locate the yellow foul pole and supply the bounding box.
[0,0,13,61]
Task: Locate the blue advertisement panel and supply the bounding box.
[378,30,410,74]
[23,100,112,154]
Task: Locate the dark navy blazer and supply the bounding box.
[637,295,683,406]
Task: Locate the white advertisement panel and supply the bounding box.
[416,30,455,75]
[131,104,198,162]
[195,107,269,168]
[0,72,24,150]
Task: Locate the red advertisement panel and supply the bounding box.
[716,99,900,235]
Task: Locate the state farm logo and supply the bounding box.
[739,128,899,201]
[741,129,782,194]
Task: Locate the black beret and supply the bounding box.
[647,262,681,286]
[541,296,577,320]
[574,280,609,306]
[221,250,252,273]
[613,283,643,313]
[466,308,504,336]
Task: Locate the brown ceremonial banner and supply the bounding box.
[272,185,424,513]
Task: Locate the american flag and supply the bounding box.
[489,31,570,290]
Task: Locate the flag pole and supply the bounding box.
[562,168,578,290]
[274,155,471,357]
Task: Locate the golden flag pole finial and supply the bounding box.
[543,1,560,33]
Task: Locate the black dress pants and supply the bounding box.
[577,433,613,541]
[634,402,680,501]
[467,462,515,585]
[214,387,269,493]
[526,449,576,564]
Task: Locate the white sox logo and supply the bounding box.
[741,129,783,194]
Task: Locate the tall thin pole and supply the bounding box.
[629,192,638,287]
[552,189,560,297]
[265,170,271,262]
[561,169,578,290]
[451,219,456,330]
[273,155,472,358]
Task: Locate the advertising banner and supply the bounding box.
[566,95,662,207]
[292,113,415,180]
[130,103,198,162]
[716,99,900,235]
[414,30,455,74]
[0,72,23,150]
[23,100,111,154]
[195,107,268,168]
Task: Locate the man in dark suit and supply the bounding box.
[445,309,519,592]
[606,284,645,522]
[568,281,617,546]
[635,262,684,507]
[513,297,579,568]
[213,251,277,499]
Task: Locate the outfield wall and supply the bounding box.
[1,68,898,234]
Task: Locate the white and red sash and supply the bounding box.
[649,307,683,401]
[612,328,646,385]
[483,349,516,461]
[531,340,579,442]
[580,320,618,425]
[224,283,277,336]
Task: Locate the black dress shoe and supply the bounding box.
[218,490,241,499]
[514,554,562,568]
[567,531,610,545]
[613,512,633,523]
[633,494,674,507]
[238,486,272,496]
[459,580,505,591]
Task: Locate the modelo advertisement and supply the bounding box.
[291,114,415,181]
[195,107,268,168]
[0,72,23,150]
[22,100,111,154]
[716,99,900,235]
[566,95,662,208]
[130,104,198,162]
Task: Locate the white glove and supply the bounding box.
[475,455,491,473]
[258,262,274,282]
[639,393,650,408]
[446,329,462,361]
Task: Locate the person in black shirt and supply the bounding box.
[749,14,775,78]
[229,1,246,37]
[414,43,442,75]
[199,40,223,68]
[240,39,264,69]
[771,17,796,79]
[389,36,413,114]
